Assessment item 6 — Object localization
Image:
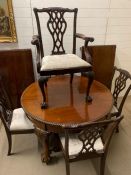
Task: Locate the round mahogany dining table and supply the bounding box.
[21,75,113,163]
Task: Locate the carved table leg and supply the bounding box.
[35,127,51,164]
[41,133,51,164]
[38,76,49,109]
[82,71,94,102]
[70,73,74,84]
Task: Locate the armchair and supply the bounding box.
[31,7,94,109]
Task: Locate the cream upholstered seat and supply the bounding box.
[110,105,118,115]
[41,54,91,71]
[60,134,104,156]
[10,108,34,131]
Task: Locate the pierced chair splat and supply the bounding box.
[110,66,131,118]
[31,7,94,109]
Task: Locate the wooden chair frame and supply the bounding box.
[111,66,131,118]
[0,76,34,155]
[60,116,123,175]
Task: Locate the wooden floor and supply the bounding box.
[0,96,131,175]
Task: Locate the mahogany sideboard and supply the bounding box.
[0,49,35,109]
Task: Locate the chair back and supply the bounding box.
[0,101,13,131]
[0,76,13,131]
[33,7,78,57]
[0,76,13,110]
[62,116,123,161]
[112,67,131,116]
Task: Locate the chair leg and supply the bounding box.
[38,76,49,109]
[65,159,70,175]
[70,73,74,84]
[116,125,119,133]
[35,126,51,164]
[82,71,94,102]
[100,156,106,175]
[7,134,12,156]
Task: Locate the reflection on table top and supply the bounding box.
[21,75,113,126]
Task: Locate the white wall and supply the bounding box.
[1,0,131,74]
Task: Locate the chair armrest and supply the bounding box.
[76,33,94,64]
[31,35,41,73]
[76,33,94,45]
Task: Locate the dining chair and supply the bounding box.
[31,7,94,109]
[59,116,123,175]
[0,76,34,155]
[110,66,131,118]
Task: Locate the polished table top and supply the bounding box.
[21,76,113,127]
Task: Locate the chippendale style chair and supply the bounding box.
[110,66,131,118]
[32,7,94,109]
[59,116,123,175]
[0,76,34,155]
